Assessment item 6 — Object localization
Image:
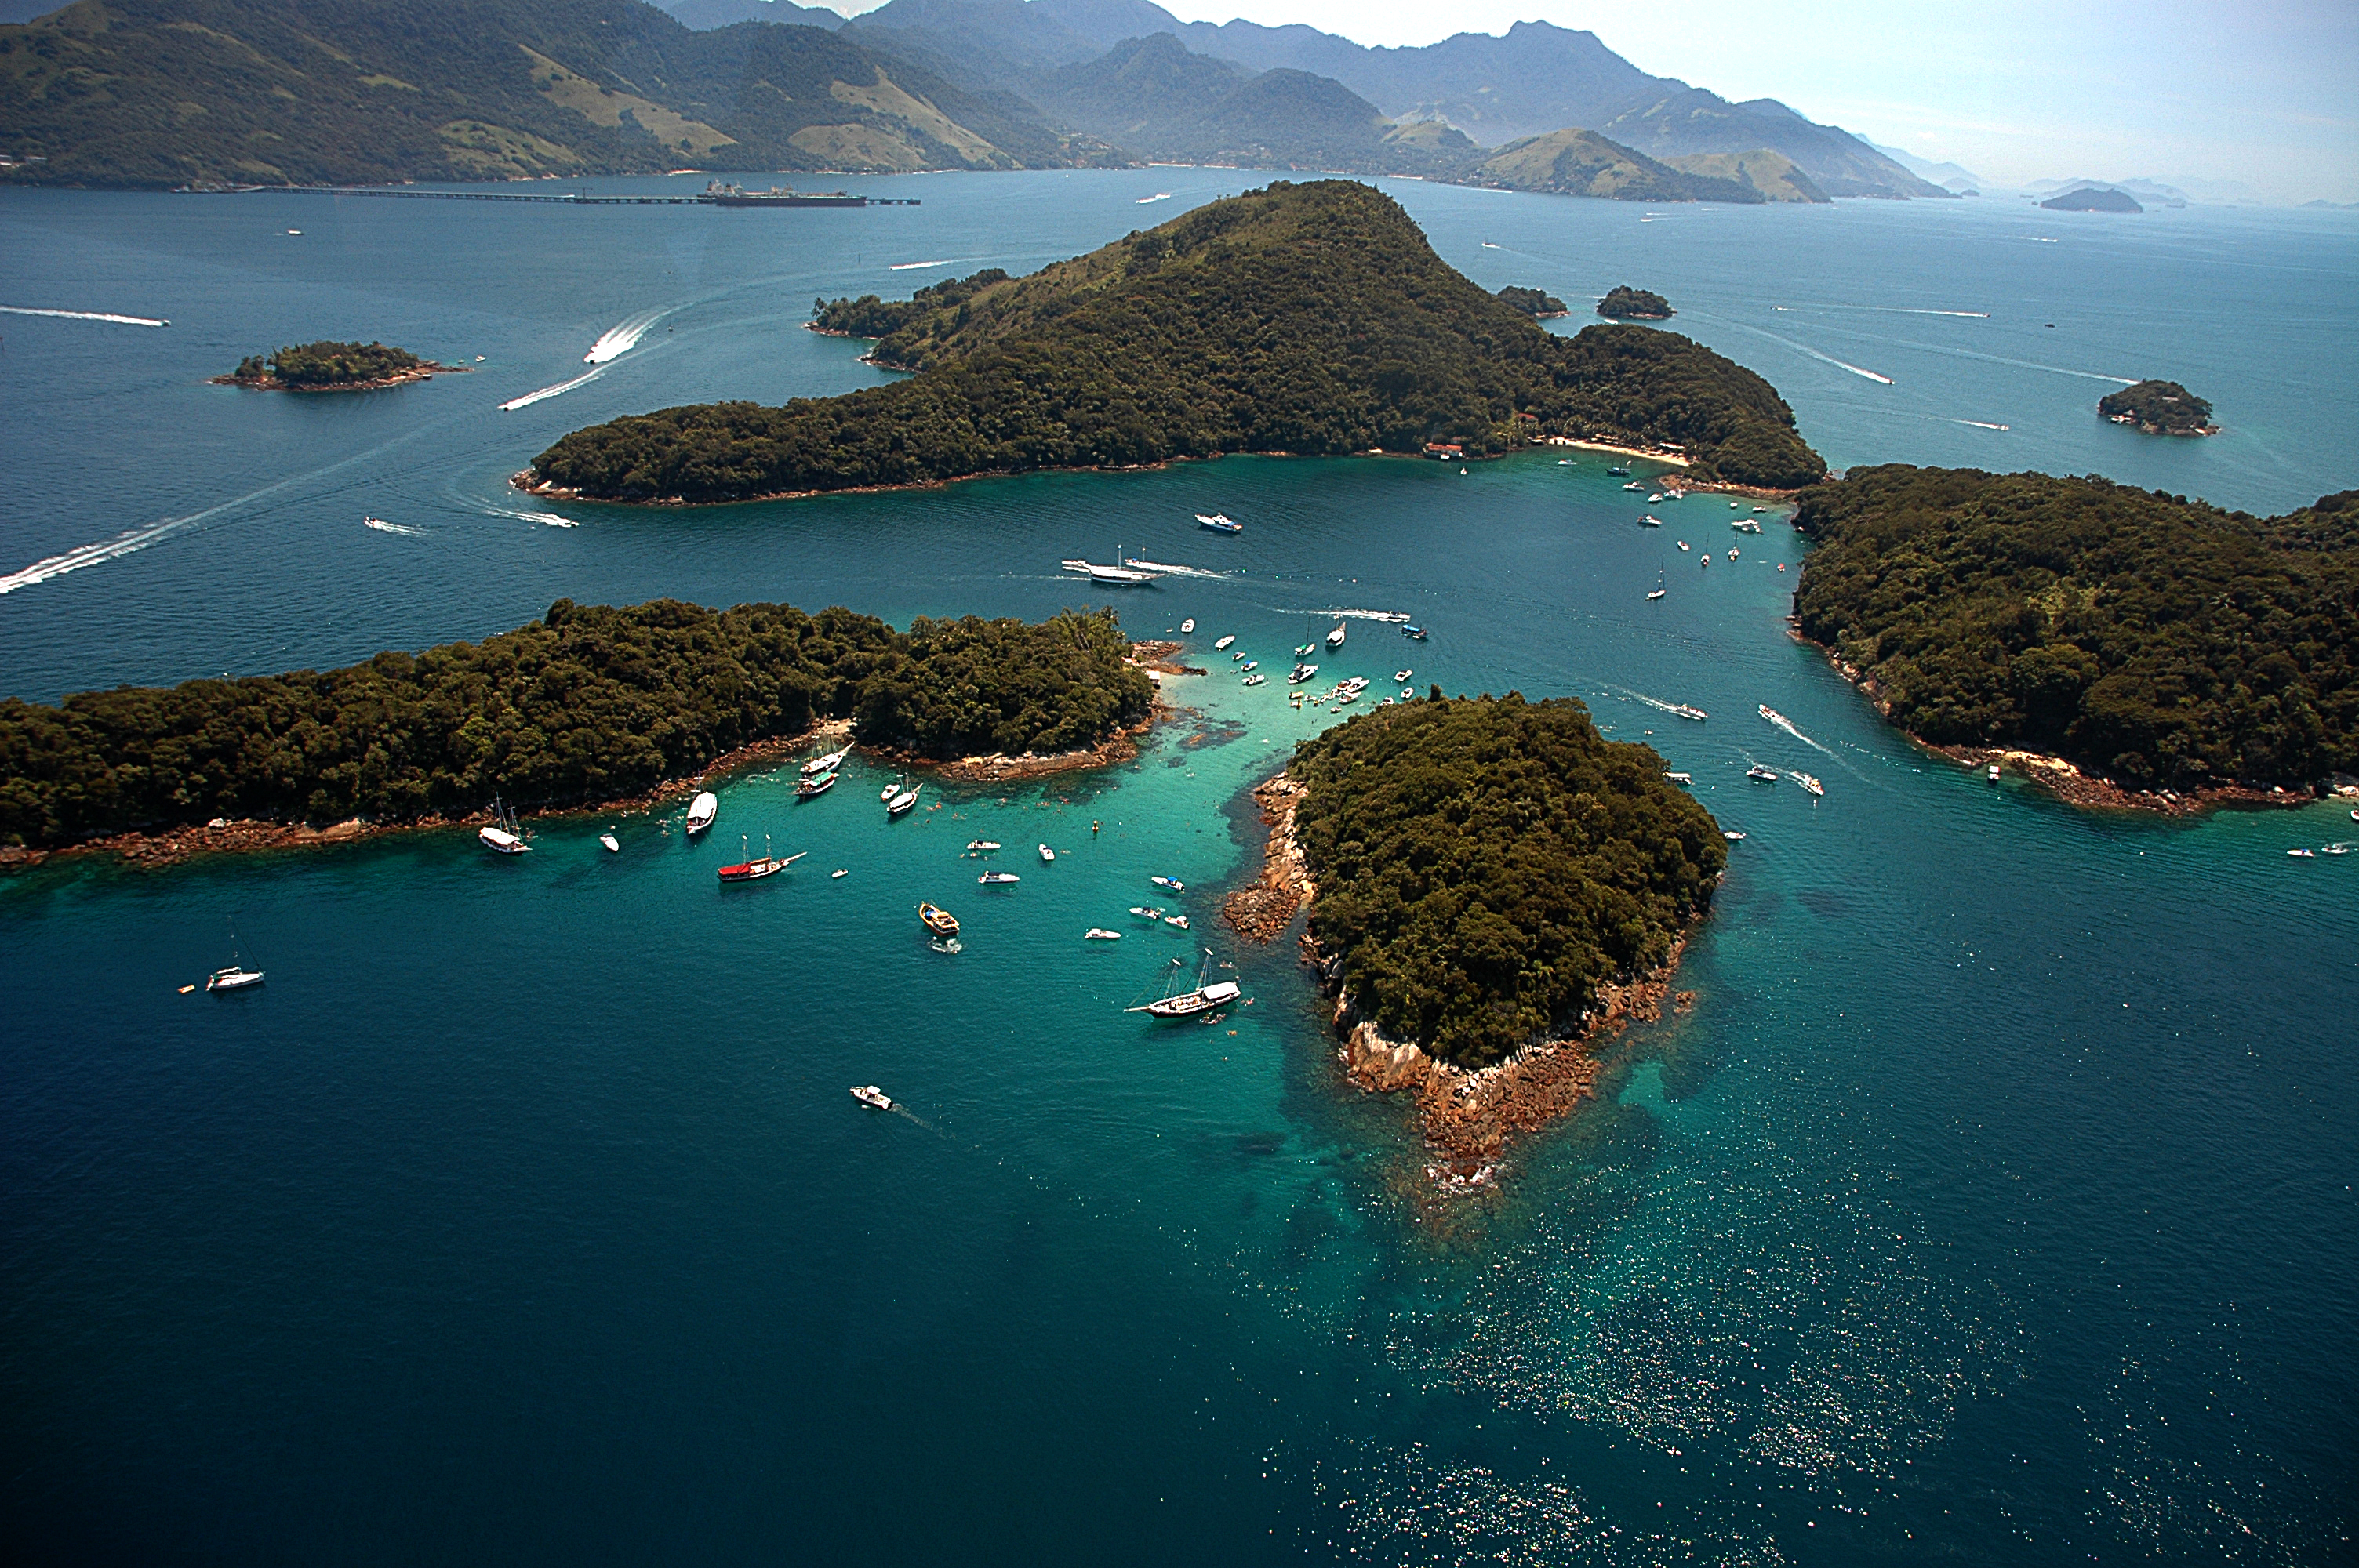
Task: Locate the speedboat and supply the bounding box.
[1289,663,1318,684]
[851,1084,893,1111]
[1648,492,1664,504]
[1608,466,1631,477]
[1038,843,1056,863]
[978,870,1020,884]
[797,770,838,798]
[831,869,848,878]
[1670,704,1707,720]
[1679,541,1690,552]
[801,746,852,777]
[1664,771,1693,786]
[965,840,1001,855]
[1648,588,1667,601]
[1701,554,1712,567]
[1394,669,1412,682]
[1793,771,1824,797]
[1622,481,1643,491]
[1164,913,1190,929]
[1401,687,1413,699]
[918,902,959,937]
[1196,513,1243,533]
[1293,644,1315,657]
[1232,650,1247,662]
[2321,844,2351,856]
[1150,875,1184,892]
[2287,847,2316,858]
[1728,548,1740,560]
[685,791,718,834]
[1240,660,1257,672]
[1758,705,1790,727]
[1129,906,1164,920]
[599,833,620,852]
[886,782,921,817]
[1326,622,1347,648]
[1243,673,1266,686]
[1747,764,1780,782]
[1085,927,1122,940]
[1180,618,1195,633]
[1214,635,1237,650]
[1723,830,1746,841]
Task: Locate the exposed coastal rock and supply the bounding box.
[212,362,466,393]
[1225,765,1699,1178]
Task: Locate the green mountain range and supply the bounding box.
[526,180,1826,502]
[0,0,1106,187]
[1463,129,1824,205]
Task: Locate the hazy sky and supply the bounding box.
[841,0,2359,201]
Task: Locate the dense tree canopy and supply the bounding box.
[811,270,1011,346]
[1596,286,1672,320]
[1495,285,1568,318]
[1792,466,2359,788]
[530,182,1824,500]
[1290,693,1725,1069]
[0,600,1148,848]
[230,341,426,387]
[2099,379,2215,436]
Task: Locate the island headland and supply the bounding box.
[1224,694,1723,1178]
[1595,285,1674,321]
[1791,466,2358,808]
[214,340,464,392]
[522,181,1826,504]
[2099,379,2217,437]
[0,599,1154,862]
[1495,285,1570,319]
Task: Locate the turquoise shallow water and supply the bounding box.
[2,173,2356,1564]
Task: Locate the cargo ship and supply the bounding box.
[703,181,867,209]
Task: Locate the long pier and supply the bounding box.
[237,186,919,207]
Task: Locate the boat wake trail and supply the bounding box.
[1124,560,1233,580]
[0,515,197,595]
[890,1105,936,1131]
[362,517,425,537]
[1,303,170,327]
[1760,707,1835,756]
[1612,686,1707,719]
[482,504,580,528]
[1317,608,1414,623]
[1776,304,1990,319]
[500,368,603,411]
[889,257,985,273]
[1736,323,1895,384]
[584,309,667,365]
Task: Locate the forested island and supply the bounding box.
[1235,693,1723,1167]
[2099,379,2217,437]
[0,601,1150,851]
[1793,467,2357,800]
[1495,285,1570,318]
[218,341,461,392]
[1596,286,1674,321]
[527,182,1826,501]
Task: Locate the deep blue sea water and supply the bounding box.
[3,172,2355,1565]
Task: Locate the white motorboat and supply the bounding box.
[1085,928,1122,940]
[1670,704,1707,720]
[1325,622,1347,648]
[1723,830,1746,841]
[599,832,620,852]
[978,871,1020,884]
[1648,492,1664,504]
[965,840,1001,855]
[882,776,901,802]
[831,868,848,878]
[1793,771,1824,797]
[851,1084,894,1111]
[1128,951,1242,1020]
[887,782,921,817]
[1214,635,1237,650]
[1747,764,1780,782]
[1196,513,1243,533]
[1679,540,1690,552]
[1758,705,1790,727]
[1288,662,1318,684]
[801,746,852,777]
[1243,674,1266,686]
[1180,618,1195,633]
[685,791,718,834]
[1988,764,2002,783]
[2288,847,2316,858]
[1038,843,1056,863]
[1664,771,1693,786]
[1129,906,1164,920]
[1165,913,1190,929]
[1623,481,1645,491]
[1394,668,1412,682]
[1150,875,1184,892]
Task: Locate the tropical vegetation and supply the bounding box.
[228,341,427,387]
[2099,379,2215,436]
[531,181,1824,499]
[1495,285,1568,318]
[1792,466,2359,789]
[0,600,1149,848]
[810,270,1011,347]
[1597,286,1673,320]
[1289,692,1725,1069]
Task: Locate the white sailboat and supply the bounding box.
[801,745,852,777]
[886,780,921,817]
[1325,622,1347,649]
[205,919,264,992]
[479,795,531,855]
[1127,949,1241,1020]
[685,791,718,834]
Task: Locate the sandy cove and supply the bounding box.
[1805,630,2325,816]
[1222,772,1696,1181]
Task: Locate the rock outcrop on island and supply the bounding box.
[2041,186,2143,212]
[531,180,1826,501]
[1792,466,2359,797]
[2099,379,2216,437]
[218,340,458,392]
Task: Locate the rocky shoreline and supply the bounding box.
[1805,628,2324,815]
[1222,768,1696,1181]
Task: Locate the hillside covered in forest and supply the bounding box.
[530,181,1825,502]
[1289,693,1725,1070]
[0,600,1150,848]
[0,0,1103,187]
[1792,467,2359,791]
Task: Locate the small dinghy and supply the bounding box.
[1038,844,1056,863]
[1180,618,1195,633]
